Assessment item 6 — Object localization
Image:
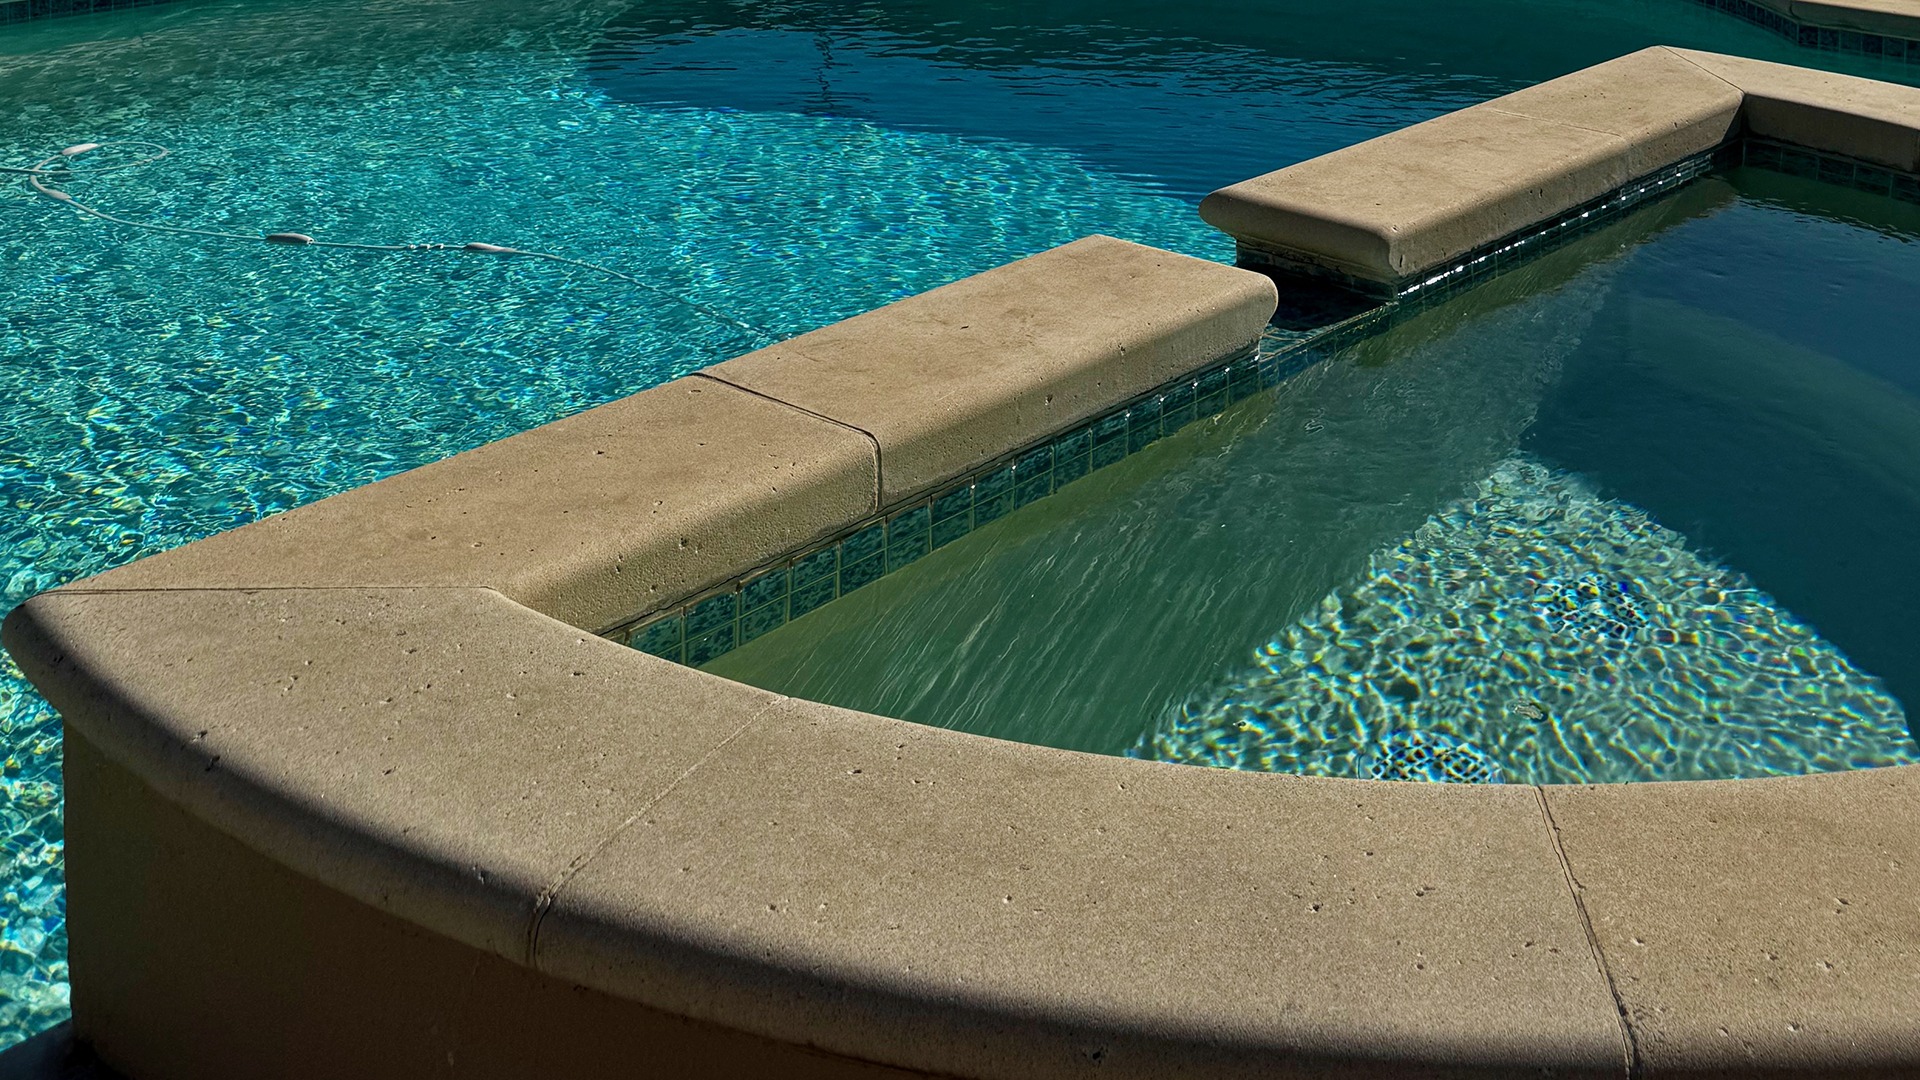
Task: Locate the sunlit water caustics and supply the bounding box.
[714,175,1920,785]
[1,0,1916,1050]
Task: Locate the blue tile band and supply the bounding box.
[1742,136,1920,203]
[1691,0,1920,64]
[0,0,179,25]
[611,332,1344,665]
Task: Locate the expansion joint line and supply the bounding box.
[522,697,783,967]
[691,372,886,509]
[1532,785,1642,1080]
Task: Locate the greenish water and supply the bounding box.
[711,173,1920,784]
[2,0,1916,1051]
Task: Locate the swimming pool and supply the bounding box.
[709,168,1920,784]
[2,0,1916,1052]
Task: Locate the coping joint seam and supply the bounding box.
[1533,785,1641,1080]
[691,371,886,511]
[522,696,784,967]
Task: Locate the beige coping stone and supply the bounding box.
[1787,0,1920,38]
[534,698,1628,1079]
[1671,48,1920,173]
[3,586,785,965]
[703,235,1278,506]
[1542,769,1920,1076]
[79,376,879,633]
[1197,48,1741,287]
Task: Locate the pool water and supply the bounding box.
[710,172,1920,785]
[0,0,1915,1051]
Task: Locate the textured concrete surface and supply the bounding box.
[59,733,925,1080]
[4,587,783,962]
[1544,769,1920,1077]
[706,236,1276,504]
[1489,48,1742,178]
[1198,48,1740,286]
[1674,48,1920,173]
[1757,0,1920,38]
[80,377,879,633]
[536,699,1626,1079]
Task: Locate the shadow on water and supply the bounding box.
[585,0,1919,202]
[1524,172,1920,711]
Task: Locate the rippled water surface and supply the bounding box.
[715,174,1920,784]
[2,0,1916,1049]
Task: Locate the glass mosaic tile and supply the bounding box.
[840,552,885,592]
[741,567,789,612]
[1697,0,1920,68]
[789,574,838,619]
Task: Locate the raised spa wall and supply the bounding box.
[7,46,1920,1080]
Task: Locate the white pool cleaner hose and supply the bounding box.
[4,140,774,344]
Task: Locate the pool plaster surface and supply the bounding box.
[5,53,1920,1080]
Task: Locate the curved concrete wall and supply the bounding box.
[6,59,1920,1080]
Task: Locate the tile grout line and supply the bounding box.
[1533,785,1641,1080]
[691,371,887,512]
[520,697,784,968]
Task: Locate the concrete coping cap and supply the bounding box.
[1198,46,1920,290]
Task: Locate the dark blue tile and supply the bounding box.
[974,465,1015,500]
[1090,437,1128,471]
[739,600,787,645]
[1227,366,1260,402]
[931,513,971,549]
[1194,389,1227,418]
[1778,147,1820,179]
[1013,472,1051,509]
[687,592,738,638]
[631,616,684,661]
[842,522,885,564]
[1091,411,1130,446]
[887,531,930,571]
[840,553,884,593]
[1893,174,1920,204]
[789,574,837,619]
[1197,366,1230,397]
[973,489,1015,526]
[1052,425,1093,460]
[685,624,738,666]
[1128,416,1162,453]
[792,546,837,586]
[1817,154,1857,186]
[1016,444,1053,476]
[1850,165,1893,195]
[1744,141,1783,171]
[1052,452,1090,488]
[888,504,931,540]
[931,482,973,523]
[741,567,789,612]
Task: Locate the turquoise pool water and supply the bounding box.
[1,0,1915,1051]
[712,171,1920,783]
